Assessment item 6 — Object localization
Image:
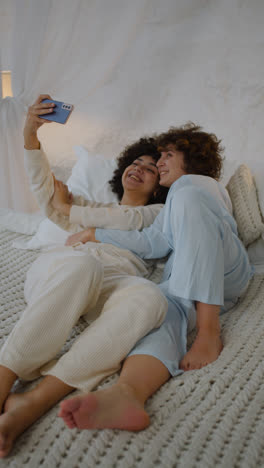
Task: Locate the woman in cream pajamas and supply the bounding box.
[0,95,168,458]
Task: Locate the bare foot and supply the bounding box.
[0,366,17,414]
[180,332,223,371]
[58,384,150,431]
[0,392,48,458]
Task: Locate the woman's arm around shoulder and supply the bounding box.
[95,208,171,260]
[69,203,164,230]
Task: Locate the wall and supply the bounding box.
[1,0,263,211]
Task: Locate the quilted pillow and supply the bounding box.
[226,164,264,247]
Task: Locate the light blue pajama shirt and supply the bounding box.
[96,175,254,376]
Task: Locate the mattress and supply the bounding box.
[1,226,264,468]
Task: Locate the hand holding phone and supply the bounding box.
[39,99,74,124]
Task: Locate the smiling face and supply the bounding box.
[157,145,187,187]
[122,155,160,199]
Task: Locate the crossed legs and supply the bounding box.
[58,297,222,430]
[59,298,184,431]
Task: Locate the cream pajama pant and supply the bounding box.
[0,244,167,391]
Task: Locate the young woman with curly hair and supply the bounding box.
[157,123,223,180]
[109,137,168,204]
[59,123,253,432]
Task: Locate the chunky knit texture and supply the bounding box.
[0,228,264,468]
[226,164,264,246]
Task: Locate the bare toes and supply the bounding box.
[0,430,13,458]
[59,397,82,414]
[64,415,77,429]
[180,360,190,371]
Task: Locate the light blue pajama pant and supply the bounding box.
[129,289,195,376]
[128,287,241,376]
[128,185,253,376]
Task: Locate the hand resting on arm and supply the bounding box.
[65,228,98,246]
[94,209,171,260]
[51,175,73,217]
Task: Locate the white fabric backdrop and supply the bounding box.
[1,0,264,212]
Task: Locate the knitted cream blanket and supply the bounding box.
[0,228,264,468]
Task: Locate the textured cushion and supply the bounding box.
[247,236,264,265]
[226,164,264,247]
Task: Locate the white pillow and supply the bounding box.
[14,147,118,250]
[67,146,118,202]
[51,156,77,184]
[13,218,69,250]
[0,209,44,235]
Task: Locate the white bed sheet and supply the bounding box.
[1,226,264,467]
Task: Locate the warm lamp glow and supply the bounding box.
[1,71,13,98]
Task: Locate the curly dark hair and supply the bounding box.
[109,137,168,204]
[157,123,224,180]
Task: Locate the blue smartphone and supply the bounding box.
[39,99,74,124]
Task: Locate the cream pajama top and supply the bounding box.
[23,146,163,234]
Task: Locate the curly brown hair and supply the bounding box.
[157,123,224,180]
[109,137,168,204]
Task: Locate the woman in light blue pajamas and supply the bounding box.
[59,124,254,432]
[95,176,253,376]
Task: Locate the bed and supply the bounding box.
[1,155,264,467]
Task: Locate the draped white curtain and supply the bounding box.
[1,0,264,211]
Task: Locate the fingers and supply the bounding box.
[29,103,55,115]
[34,94,53,105]
[53,177,65,194]
[54,179,62,190]
[28,95,55,123]
[53,178,69,193]
[52,173,58,185]
[32,117,52,125]
[65,236,72,246]
[65,233,75,246]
